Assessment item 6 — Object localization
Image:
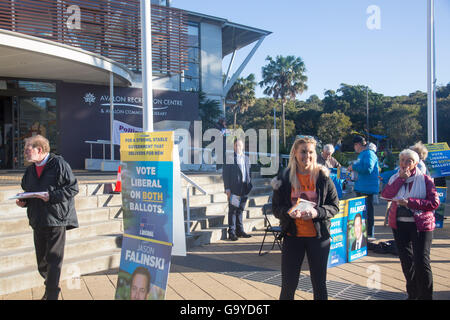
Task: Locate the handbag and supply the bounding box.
[396,206,414,218]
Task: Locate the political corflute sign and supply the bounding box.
[327,200,348,268]
[347,197,368,263]
[115,131,185,300]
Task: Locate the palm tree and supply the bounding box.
[226,74,257,129]
[259,55,308,146]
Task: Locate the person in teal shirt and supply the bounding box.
[347,136,379,239]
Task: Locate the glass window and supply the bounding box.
[17,81,56,93]
[151,0,168,6]
[187,24,199,47]
[181,22,200,92]
[18,97,57,166]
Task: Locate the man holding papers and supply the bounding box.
[15,135,79,300]
[223,138,253,241]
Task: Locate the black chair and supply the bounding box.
[258,202,283,256]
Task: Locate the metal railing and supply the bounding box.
[180,172,207,236]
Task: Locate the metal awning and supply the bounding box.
[182,10,271,57]
[222,21,271,57]
[0,29,134,86]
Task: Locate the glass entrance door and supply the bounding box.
[17,96,57,167]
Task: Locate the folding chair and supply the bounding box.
[258,202,283,256]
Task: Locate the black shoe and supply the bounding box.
[229,234,238,241]
[237,232,251,238]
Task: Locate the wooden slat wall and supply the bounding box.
[0,0,188,74]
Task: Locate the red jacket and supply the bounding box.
[381,172,440,232]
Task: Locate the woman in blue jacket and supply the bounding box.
[348,136,379,239]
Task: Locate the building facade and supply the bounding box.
[0,0,270,169]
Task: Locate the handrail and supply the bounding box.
[180,172,207,195]
[180,172,208,236]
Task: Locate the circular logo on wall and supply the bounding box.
[83,93,96,105]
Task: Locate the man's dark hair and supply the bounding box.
[131,266,151,292]
[353,135,366,145]
[354,213,362,223]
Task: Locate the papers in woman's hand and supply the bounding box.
[288,198,316,217]
[9,192,48,200]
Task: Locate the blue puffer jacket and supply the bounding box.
[352,148,379,194]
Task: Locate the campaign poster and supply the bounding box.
[115,235,172,300]
[116,131,185,300]
[347,197,368,262]
[424,142,450,178]
[120,132,174,244]
[435,187,447,228]
[121,160,173,243]
[327,200,348,268]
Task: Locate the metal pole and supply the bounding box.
[186,186,191,236]
[432,3,437,142]
[109,72,114,160]
[366,86,369,135]
[273,107,276,131]
[141,0,153,132]
[427,0,435,143]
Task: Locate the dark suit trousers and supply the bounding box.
[33,226,66,299]
[228,196,248,236]
[393,221,433,300]
[356,192,374,237]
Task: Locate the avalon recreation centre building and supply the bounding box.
[0,0,270,170]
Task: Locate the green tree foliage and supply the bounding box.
[198,91,222,132]
[225,74,257,129]
[235,81,449,153]
[259,55,308,147]
[317,111,352,145]
[383,104,422,149]
[437,83,450,143]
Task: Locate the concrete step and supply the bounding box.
[186,193,271,218]
[0,219,123,251]
[0,234,121,274]
[0,206,122,236]
[183,192,228,207]
[185,217,265,249]
[187,202,228,218]
[185,215,226,233]
[0,193,122,215]
[0,248,122,296]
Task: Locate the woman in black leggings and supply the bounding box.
[271,137,339,300]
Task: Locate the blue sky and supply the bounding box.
[172,0,450,100]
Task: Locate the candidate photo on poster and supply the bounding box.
[350,213,367,251]
[347,198,368,262]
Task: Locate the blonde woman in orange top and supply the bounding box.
[271,137,339,300]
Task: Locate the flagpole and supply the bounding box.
[141,0,153,132]
[427,0,436,143]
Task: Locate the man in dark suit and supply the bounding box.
[222,138,253,241]
[351,213,367,251]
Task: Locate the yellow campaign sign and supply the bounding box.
[424,142,450,152]
[120,131,174,162]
